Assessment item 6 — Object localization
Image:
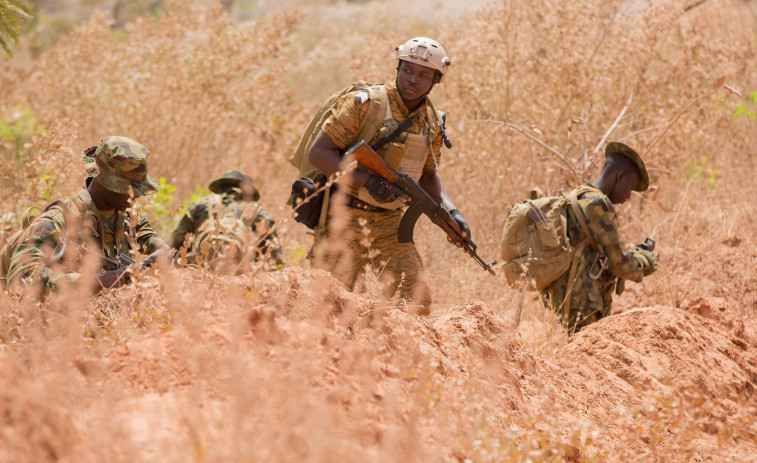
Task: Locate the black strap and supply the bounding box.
[370,112,420,152]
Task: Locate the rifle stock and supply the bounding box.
[345,140,497,276]
[345,141,400,183]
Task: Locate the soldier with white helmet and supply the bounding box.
[305,37,469,314]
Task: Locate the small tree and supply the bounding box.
[0,0,32,57]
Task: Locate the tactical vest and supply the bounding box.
[353,92,441,210]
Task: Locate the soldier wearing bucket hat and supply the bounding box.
[540,141,658,333]
[170,169,284,272]
[1,136,171,295]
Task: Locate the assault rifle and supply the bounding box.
[101,253,152,272]
[345,140,497,276]
[615,237,656,295]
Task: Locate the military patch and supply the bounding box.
[354,91,370,105]
[32,220,55,239]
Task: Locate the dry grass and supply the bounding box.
[1,0,757,461]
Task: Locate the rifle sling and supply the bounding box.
[370,112,420,152]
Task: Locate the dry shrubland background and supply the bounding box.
[1,0,757,461]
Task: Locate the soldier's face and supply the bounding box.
[609,169,640,204]
[397,61,436,102]
[95,178,133,210]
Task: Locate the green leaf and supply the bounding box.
[0,0,33,57]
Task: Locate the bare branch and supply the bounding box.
[475,119,578,175]
[593,91,633,154]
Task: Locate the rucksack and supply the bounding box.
[0,199,69,281]
[288,82,388,232]
[189,195,260,272]
[289,81,389,181]
[501,185,598,291]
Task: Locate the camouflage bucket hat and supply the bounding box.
[209,170,260,201]
[605,142,649,192]
[82,136,159,197]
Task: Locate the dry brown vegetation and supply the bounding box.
[1,0,757,461]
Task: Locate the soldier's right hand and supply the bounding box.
[365,174,404,204]
[95,268,130,291]
[634,249,657,276]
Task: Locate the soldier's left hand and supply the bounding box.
[446,209,471,250]
[142,244,173,268]
[634,249,657,276]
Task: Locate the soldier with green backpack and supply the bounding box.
[171,170,284,274]
[288,37,469,314]
[501,142,658,333]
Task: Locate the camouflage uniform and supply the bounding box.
[170,170,284,271]
[541,184,644,331]
[312,81,442,310]
[170,193,284,270]
[2,136,165,293]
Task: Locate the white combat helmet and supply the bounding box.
[395,37,451,82]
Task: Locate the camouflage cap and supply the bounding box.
[82,136,159,196]
[209,169,260,201]
[605,142,649,192]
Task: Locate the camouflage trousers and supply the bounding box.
[312,206,431,312]
[541,265,616,333]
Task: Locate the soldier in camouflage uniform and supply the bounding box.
[0,136,171,295]
[307,37,471,314]
[170,169,284,272]
[542,142,658,332]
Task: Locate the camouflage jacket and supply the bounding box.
[170,192,284,268]
[542,184,644,330]
[5,189,165,292]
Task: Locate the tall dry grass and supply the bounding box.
[1,0,757,460]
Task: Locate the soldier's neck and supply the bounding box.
[592,175,614,198]
[87,180,109,211]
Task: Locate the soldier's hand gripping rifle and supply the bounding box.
[615,237,657,295]
[344,140,497,276]
[101,253,153,272]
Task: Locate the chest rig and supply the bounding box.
[355,102,432,210]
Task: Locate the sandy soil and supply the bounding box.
[1,241,756,462]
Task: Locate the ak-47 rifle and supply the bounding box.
[344,140,497,276]
[615,237,656,295]
[101,253,152,272]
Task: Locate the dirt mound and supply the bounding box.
[540,303,757,460]
[1,264,756,461]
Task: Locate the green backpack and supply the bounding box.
[501,185,597,291]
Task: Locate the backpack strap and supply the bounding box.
[354,85,388,147]
[561,240,587,325]
[424,98,443,146]
[569,187,600,253]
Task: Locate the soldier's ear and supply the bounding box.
[614,169,625,186]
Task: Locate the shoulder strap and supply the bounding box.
[424,98,442,142]
[75,188,106,249]
[207,194,225,219]
[354,85,388,147]
[569,188,598,251]
[371,111,420,152]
